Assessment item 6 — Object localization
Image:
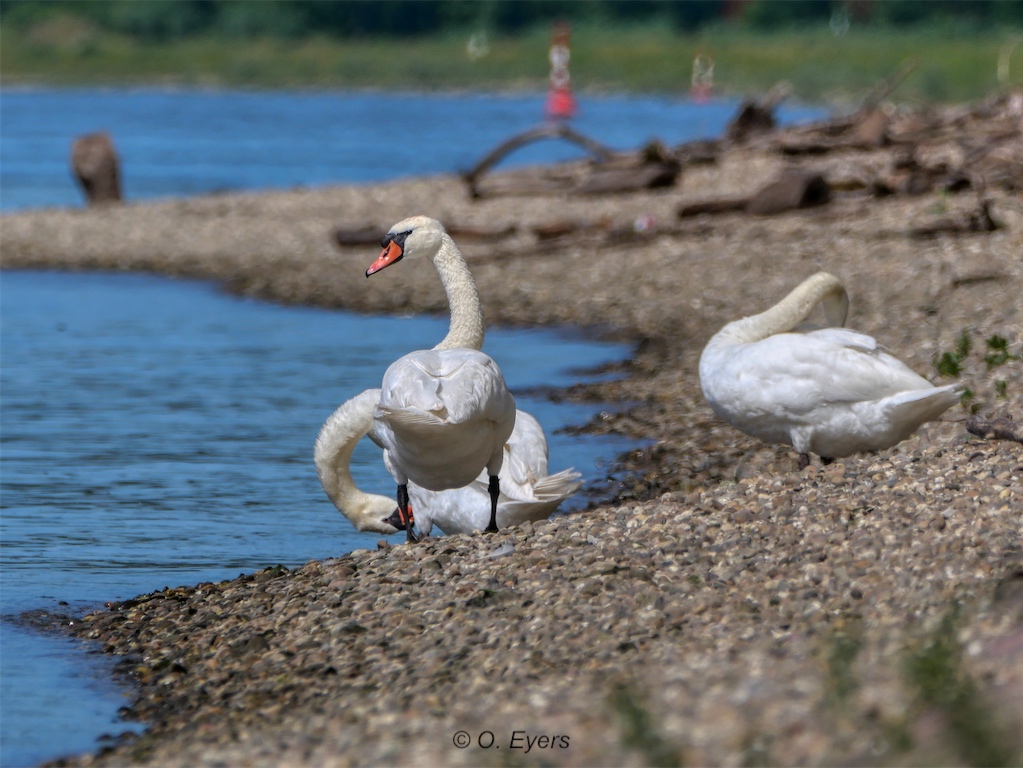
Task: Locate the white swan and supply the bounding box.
[314,388,583,536]
[698,272,964,468]
[314,388,402,535]
[366,216,517,540]
[408,408,583,536]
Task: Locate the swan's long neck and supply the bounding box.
[314,388,393,527]
[432,235,485,351]
[712,272,848,346]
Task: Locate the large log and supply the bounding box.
[678,170,830,218]
[575,162,680,196]
[909,198,1001,238]
[746,171,830,215]
[725,82,792,144]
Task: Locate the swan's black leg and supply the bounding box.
[820,456,835,466]
[485,475,500,533]
[397,484,419,543]
[798,453,811,470]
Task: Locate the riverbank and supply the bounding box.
[4,93,1023,766]
[1,20,1018,103]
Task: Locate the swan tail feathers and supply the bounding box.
[883,383,963,427]
[498,497,569,523]
[531,468,584,502]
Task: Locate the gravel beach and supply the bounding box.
[4,94,1022,766]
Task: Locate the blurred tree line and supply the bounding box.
[2,0,1020,41]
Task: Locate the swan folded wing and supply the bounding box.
[501,429,547,488]
[801,327,878,351]
[808,334,938,404]
[380,349,515,425]
[737,331,936,411]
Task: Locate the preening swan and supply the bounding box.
[698,272,964,468]
[314,389,582,536]
[314,388,401,535]
[367,216,517,541]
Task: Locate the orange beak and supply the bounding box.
[366,240,404,277]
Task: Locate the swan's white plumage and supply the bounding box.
[373,347,517,492]
[367,215,519,535]
[409,410,582,535]
[315,388,580,536]
[699,272,963,461]
[313,388,400,534]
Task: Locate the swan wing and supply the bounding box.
[803,329,937,403]
[494,410,550,495]
[725,331,936,415]
[379,349,515,426]
[375,348,516,492]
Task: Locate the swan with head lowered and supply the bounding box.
[365,215,517,542]
[698,272,964,468]
[314,388,402,535]
[314,388,583,536]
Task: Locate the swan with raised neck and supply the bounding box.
[367,215,484,351]
[366,216,516,540]
[699,271,963,467]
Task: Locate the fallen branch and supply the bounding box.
[966,415,1023,444]
[334,226,381,247]
[910,199,1001,238]
[463,124,615,198]
[575,162,680,195]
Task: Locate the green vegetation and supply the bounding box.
[902,607,1018,766]
[824,617,864,709]
[607,682,685,767]
[934,329,1020,411]
[0,1,1020,102]
[934,328,972,378]
[983,334,1020,368]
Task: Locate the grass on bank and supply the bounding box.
[2,16,1021,104]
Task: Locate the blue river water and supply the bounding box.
[0,88,826,766]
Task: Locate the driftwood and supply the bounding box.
[674,138,721,165]
[966,415,1023,444]
[532,219,609,240]
[334,222,518,249]
[71,132,122,205]
[463,123,614,198]
[678,170,830,219]
[747,171,830,215]
[677,198,749,217]
[446,224,518,241]
[726,82,792,144]
[465,141,680,198]
[575,161,680,195]
[763,61,924,155]
[461,217,710,264]
[909,198,1001,238]
[334,226,382,247]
